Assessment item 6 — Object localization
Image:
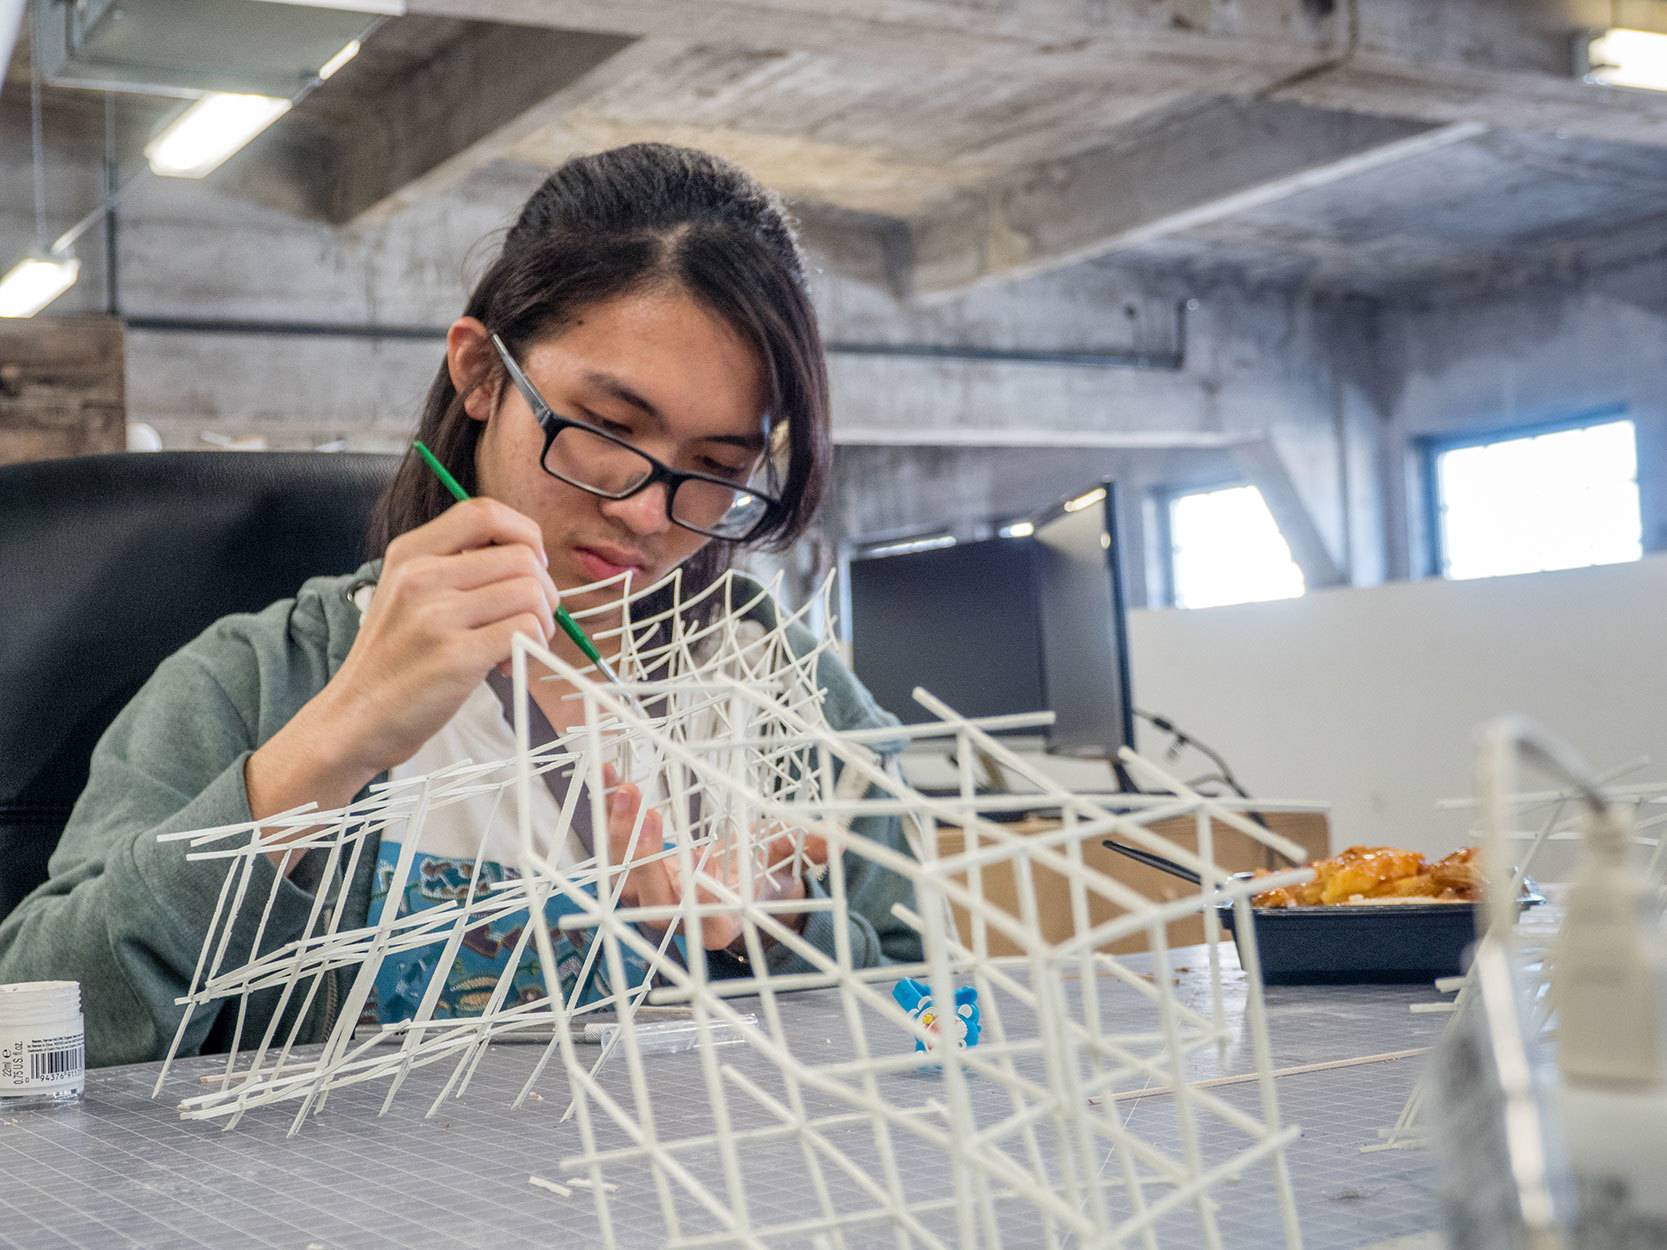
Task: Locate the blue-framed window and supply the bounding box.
[1426,413,1641,581]
[1165,484,1305,609]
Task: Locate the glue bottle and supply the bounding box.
[1552,807,1665,1087]
[0,981,85,1110]
[1551,806,1667,1222]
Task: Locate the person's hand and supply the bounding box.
[600,764,823,952]
[315,497,560,770]
[247,498,560,857]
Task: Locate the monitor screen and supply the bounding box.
[844,481,1133,759]
[846,537,1044,726]
[1033,490,1135,757]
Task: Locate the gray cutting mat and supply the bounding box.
[0,951,1450,1250]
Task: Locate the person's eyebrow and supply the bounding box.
[701,431,767,453]
[581,370,660,420]
[581,369,767,453]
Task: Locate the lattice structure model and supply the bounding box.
[1369,732,1667,1153]
[154,568,1316,1249]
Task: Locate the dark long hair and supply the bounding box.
[367,143,831,606]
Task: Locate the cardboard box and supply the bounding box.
[930,811,1329,957]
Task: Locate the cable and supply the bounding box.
[104,91,118,316]
[1135,709,1253,799]
[1135,708,1282,849]
[29,6,46,246]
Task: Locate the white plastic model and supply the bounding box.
[155,568,1312,1248]
[1370,728,1667,1154]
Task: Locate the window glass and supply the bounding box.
[1436,419,1641,581]
[1169,485,1306,609]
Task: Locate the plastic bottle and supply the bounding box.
[0,981,85,1110]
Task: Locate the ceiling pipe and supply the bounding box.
[121,299,1192,372]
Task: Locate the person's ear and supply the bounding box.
[446,317,499,423]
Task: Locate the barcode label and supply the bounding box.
[31,1042,83,1083]
[0,1029,84,1092]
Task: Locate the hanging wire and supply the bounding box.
[105,90,119,314]
[29,4,47,247]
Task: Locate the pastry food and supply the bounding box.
[1251,845,1483,908]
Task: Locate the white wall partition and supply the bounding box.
[1128,553,1667,857]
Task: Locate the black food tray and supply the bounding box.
[1217,881,1543,985]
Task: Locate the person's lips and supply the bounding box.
[573,544,647,582]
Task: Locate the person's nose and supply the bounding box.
[601,481,674,536]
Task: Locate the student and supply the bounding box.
[0,144,923,1067]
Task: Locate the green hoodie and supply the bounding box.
[0,562,923,1067]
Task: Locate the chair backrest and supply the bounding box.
[0,450,398,921]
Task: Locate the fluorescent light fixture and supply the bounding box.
[253,0,403,12]
[862,534,955,559]
[1000,521,1035,538]
[146,93,292,178]
[1063,486,1107,514]
[0,253,80,317]
[1584,28,1667,92]
[318,40,360,81]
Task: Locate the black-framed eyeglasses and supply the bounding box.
[491,334,783,542]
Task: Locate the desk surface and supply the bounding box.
[0,949,1448,1250]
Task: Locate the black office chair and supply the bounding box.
[0,450,398,922]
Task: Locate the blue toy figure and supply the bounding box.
[892,978,981,1065]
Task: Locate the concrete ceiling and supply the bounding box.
[1114,127,1667,293]
[10,0,1667,299]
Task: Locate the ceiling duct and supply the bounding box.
[35,0,382,97]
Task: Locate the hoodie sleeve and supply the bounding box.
[0,604,334,1068]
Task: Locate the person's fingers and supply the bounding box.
[606,785,668,870]
[616,798,668,867]
[759,829,799,870]
[395,496,548,562]
[611,797,682,913]
[300,498,557,784]
[606,783,640,857]
[684,855,741,950]
[427,544,561,614]
[630,812,681,912]
[640,804,664,849]
[374,505,558,672]
[449,577,557,640]
[703,921,742,951]
[798,828,830,864]
[469,613,559,672]
[600,783,643,900]
[741,826,823,880]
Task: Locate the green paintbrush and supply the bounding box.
[413,440,626,687]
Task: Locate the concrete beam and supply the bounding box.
[407,0,1667,147]
[1282,54,1667,149]
[226,24,642,225]
[335,24,637,224]
[908,99,1476,297]
[1230,437,1348,588]
[404,0,1340,72]
[832,427,1238,450]
[1274,1,1667,148]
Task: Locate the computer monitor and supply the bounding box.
[845,481,1134,761]
[845,534,1045,726]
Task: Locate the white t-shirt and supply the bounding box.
[388,677,592,870]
